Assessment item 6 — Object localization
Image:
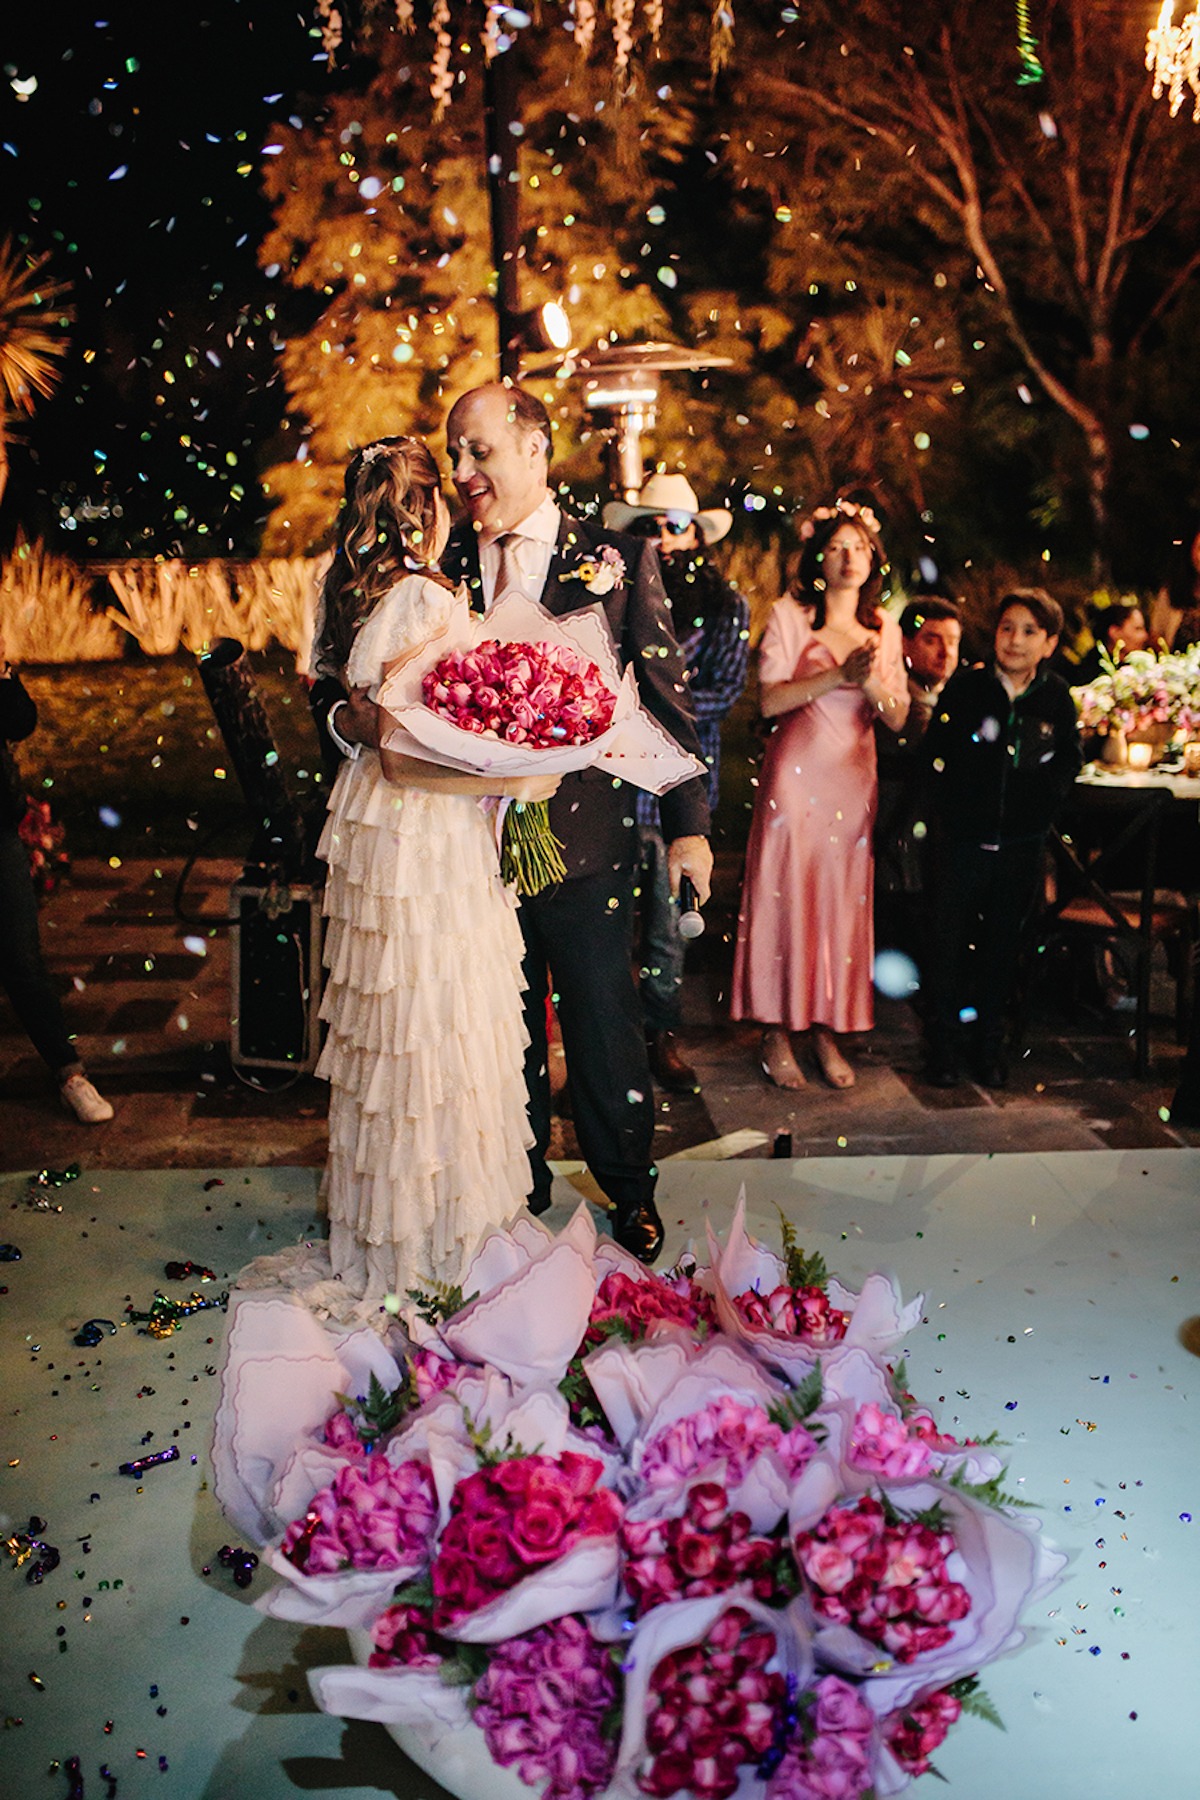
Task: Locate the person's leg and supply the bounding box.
[761,1027,806,1089]
[636,826,698,1093]
[534,867,661,1251]
[0,825,80,1075]
[812,1023,855,1088]
[972,839,1045,1082]
[923,839,987,1082]
[516,899,554,1214]
[637,827,684,1033]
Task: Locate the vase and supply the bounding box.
[1099,728,1127,767]
[1127,721,1174,767]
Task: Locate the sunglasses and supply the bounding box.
[630,514,694,538]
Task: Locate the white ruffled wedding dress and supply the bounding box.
[238,572,532,1323]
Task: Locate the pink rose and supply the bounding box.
[511,1501,568,1563]
[799,1542,858,1594]
[321,1410,366,1456]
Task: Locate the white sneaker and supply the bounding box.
[60,1073,115,1124]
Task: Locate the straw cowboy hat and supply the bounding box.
[603,473,733,546]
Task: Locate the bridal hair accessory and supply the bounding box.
[357,441,392,468]
[799,498,882,541]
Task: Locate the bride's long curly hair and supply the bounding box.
[317,436,448,672]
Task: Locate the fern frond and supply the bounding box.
[768,1365,824,1430]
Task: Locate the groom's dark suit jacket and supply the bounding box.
[440,512,711,881]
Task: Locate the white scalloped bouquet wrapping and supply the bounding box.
[376,589,705,794]
[213,1194,1066,1800]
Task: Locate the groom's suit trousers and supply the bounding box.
[517,863,656,1217]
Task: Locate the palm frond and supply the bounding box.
[0,239,73,416]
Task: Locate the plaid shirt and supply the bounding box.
[635,584,751,832]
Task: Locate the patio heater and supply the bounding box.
[568,342,733,497]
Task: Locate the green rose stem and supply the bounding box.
[500,800,567,897]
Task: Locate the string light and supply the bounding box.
[1146,1,1200,121]
[1015,1,1044,86]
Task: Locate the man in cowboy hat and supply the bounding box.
[603,474,749,1095]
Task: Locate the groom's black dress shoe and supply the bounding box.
[528,1191,553,1218]
[646,1030,701,1095]
[612,1200,665,1265]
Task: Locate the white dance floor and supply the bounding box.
[2,1150,1197,1799]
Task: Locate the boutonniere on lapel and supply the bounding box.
[561,543,626,596]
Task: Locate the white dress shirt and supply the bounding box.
[480,495,561,609]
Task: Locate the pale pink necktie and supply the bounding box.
[493,532,520,603]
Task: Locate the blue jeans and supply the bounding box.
[636,826,685,1033]
[0,824,79,1075]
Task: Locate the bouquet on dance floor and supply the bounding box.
[377,589,704,896]
[215,1197,1065,1800]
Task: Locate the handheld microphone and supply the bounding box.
[677,874,705,940]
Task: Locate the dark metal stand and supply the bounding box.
[483,44,522,379]
[198,638,310,880]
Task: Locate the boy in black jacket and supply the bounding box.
[920,589,1081,1087]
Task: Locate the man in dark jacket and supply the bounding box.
[603,473,749,1095]
[1,637,113,1121]
[313,385,712,1262]
[920,589,1081,1088]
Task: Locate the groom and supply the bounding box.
[441,383,713,1262]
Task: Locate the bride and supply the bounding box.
[299,434,555,1315]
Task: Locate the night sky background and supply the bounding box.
[1,1,330,556]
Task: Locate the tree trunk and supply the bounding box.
[1083,422,1111,586]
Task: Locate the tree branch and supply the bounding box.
[1126,241,1200,357]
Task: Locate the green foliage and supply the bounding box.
[715,0,1200,573]
[878,1488,948,1534]
[768,1364,824,1432]
[462,1408,540,1467]
[777,1207,829,1291]
[949,1465,1035,1512]
[443,1640,492,1691]
[889,1358,911,1409]
[333,1369,414,1446]
[558,1314,633,1434]
[257,1,1200,578]
[406,1279,477,1326]
[947,1675,1005,1731]
[257,21,689,549]
[391,1571,435,1611]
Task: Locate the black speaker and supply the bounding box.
[229,881,323,1072]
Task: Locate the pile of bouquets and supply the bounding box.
[214,1199,1064,1800]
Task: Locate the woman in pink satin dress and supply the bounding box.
[731,503,908,1089]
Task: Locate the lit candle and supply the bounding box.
[1126,741,1154,771]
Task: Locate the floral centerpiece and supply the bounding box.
[213,1201,1065,1800]
[375,589,704,897]
[1071,643,1200,746]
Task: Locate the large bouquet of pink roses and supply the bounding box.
[213,1199,1064,1800]
[420,636,618,891]
[375,589,704,895]
[422,640,618,749]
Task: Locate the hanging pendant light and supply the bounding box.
[1147,1,1200,120]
